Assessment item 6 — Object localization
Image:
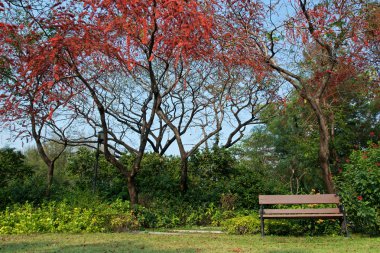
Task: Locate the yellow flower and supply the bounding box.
[316,219,324,224]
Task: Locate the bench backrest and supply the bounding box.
[259,194,340,205]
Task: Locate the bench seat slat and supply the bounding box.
[263,213,343,218]
[263,208,341,215]
[259,194,340,204]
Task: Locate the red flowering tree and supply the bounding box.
[1,0,218,204]
[0,0,79,196]
[223,0,379,193]
[62,0,277,195]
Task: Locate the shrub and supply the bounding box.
[0,199,140,234]
[222,215,261,235]
[335,142,380,234]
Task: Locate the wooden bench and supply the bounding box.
[259,194,348,236]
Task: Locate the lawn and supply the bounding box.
[0,232,379,253]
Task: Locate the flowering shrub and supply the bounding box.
[336,142,380,234]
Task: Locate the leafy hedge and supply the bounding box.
[0,199,139,234]
[336,142,380,234]
[0,199,242,234]
[0,199,352,236]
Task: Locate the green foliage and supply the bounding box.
[134,201,231,228]
[266,219,341,236]
[221,214,340,236]
[0,148,44,208]
[336,142,380,234]
[222,215,261,235]
[0,199,141,234]
[236,97,324,194]
[225,163,287,209]
[0,199,239,234]
[135,153,180,203]
[0,174,46,206]
[187,147,236,203]
[66,147,126,200]
[0,148,33,187]
[330,76,379,161]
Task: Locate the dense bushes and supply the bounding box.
[0,200,139,234]
[0,199,344,235]
[336,142,380,234]
[0,148,45,208]
[0,199,239,234]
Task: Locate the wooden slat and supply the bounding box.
[263,208,341,214]
[263,213,343,218]
[259,194,340,204]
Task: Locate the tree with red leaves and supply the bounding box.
[2,0,217,204]
[223,0,379,193]
[0,0,78,196]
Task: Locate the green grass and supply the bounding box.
[0,233,379,253]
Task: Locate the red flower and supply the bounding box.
[357,196,363,201]
[376,162,380,167]
[338,168,343,173]
[369,131,375,137]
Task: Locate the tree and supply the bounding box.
[0,0,76,196]
[154,62,278,192]
[223,0,379,193]
[1,0,219,205]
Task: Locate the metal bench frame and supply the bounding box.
[259,194,348,237]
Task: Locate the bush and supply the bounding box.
[222,215,261,235]
[0,199,140,234]
[336,142,380,234]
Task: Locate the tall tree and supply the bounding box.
[0,0,76,196]
[1,0,217,204]
[223,0,378,193]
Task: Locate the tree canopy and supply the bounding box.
[0,0,378,202]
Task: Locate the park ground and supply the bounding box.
[1,232,379,253]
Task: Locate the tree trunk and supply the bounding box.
[127,175,138,205]
[318,121,335,193]
[310,99,335,193]
[45,163,54,197]
[180,157,188,193]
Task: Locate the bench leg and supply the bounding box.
[341,217,349,237]
[311,220,315,236]
[340,204,349,237]
[260,205,264,237]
